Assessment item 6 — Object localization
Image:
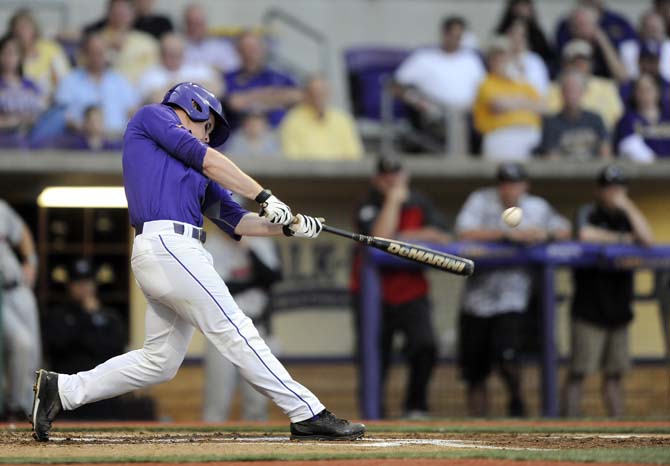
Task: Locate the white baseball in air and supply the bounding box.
[502,206,523,228]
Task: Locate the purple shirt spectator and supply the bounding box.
[0,77,43,118]
[223,31,301,130]
[614,109,670,159]
[224,68,297,128]
[556,5,637,52]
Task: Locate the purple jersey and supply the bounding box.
[224,68,297,128]
[122,104,248,238]
[614,110,670,158]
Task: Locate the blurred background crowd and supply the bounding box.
[0,0,668,161]
[0,0,669,424]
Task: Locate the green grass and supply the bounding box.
[2,448,670,464]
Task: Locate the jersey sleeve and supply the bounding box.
[202,182,250,240]
[0,199,25,244]
[136,105,209,171]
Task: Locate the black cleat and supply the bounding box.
[31,370,62,442]
[290,409,366,441]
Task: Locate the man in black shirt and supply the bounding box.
[563,165,654,417]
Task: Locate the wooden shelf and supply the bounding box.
[38,207,131,320]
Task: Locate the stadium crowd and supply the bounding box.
[0,0,668,161]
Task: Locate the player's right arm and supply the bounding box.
[202,148,264,200]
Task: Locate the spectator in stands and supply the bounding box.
[473,36,544,161]
[0,35,45,146]
[202,226,282,422]
[90,0,160,84]
[138,32,221,103]
[224,30,301,129]
[556,0,637,55]
[654,0,670,35]
[547,40,623,129]
[455,163,570,417]
[8,9,70,100]
[280,76,363,160]
[133,0,174,39]
[537,70,611,159]
[182,3,240,74]
[67,106,123,151]
[619,41,670,113]
[563,165,653,418]
[395,16,485,112]
[555,4,629,82]
[495,0,554,70]
[225,111,281,157]
[352,156,451,419]
[621,11,670,82]
[614,73,670,162]
[502,17,550,96]
[55,33,139,137]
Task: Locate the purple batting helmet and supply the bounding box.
[162,82,230,147]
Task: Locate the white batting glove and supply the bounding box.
[284,214,323,238]
[255,189,293,225]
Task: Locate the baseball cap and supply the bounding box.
[376,155,403,174]
[68,258,95,282]
[597,164,628,187]
[563,40,593,61]
[497,162,528,182]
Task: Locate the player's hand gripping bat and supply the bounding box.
[321,223,474,277]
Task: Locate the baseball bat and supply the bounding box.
[322,224,474,277]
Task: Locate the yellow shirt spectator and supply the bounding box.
[546,76,623,129]
[473,74,542,134]
[280,103,363,160]
[23,39,70,97]
[101,29,159,84]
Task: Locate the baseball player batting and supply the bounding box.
[31,82,365,442]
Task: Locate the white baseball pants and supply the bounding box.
[58,221,324,423]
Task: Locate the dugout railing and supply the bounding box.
[358,242,670,419]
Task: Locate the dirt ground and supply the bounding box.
[14,461,670,466]
[2,428,670,463]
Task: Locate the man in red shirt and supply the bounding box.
[352,156,450,418]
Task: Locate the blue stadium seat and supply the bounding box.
[344,47,410,121]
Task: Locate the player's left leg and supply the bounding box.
[32,299,194,441]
